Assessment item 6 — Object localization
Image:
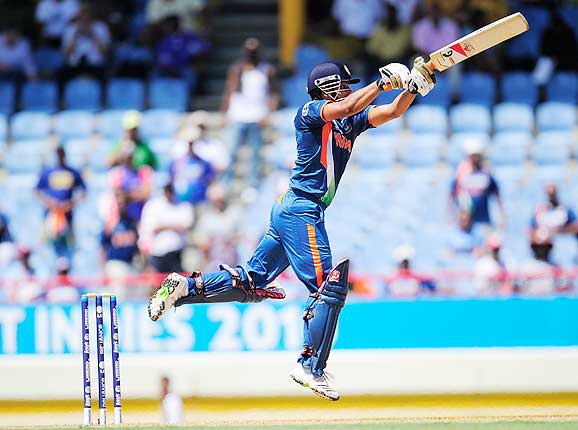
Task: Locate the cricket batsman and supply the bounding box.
[148,58,436,400]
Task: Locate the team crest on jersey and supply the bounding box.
[334,118,352,134]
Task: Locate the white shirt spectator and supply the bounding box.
[139,195,194,257]
[332,0,385,38]
[36,0,80,39]
[147,0,206,32]
[0,33,37,78]
[161,392,183,424]
[227,65,270,123]
[413,16,461,55]
[62,20,110,66]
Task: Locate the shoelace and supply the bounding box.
[313,371,335,387]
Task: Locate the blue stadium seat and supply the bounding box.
[532,140,570,165]
[0,114,7,141]
[149,78,189,111]
[419,75,451,108]
[519,6,550,32]
[536,102,577,131]
[535,131,573,146]
[97,110,125,140]
[399,134,444,167]
[281,76,309,108]
[4,142,49,173]
[21,80,58,113]
[33,47,64,77]
[493,103,534,133]
[406,105,448,134]
[294,44,328,75]
[11,112,51,140]
[0,81,15,115]
[507,30,541,61]
[459,72,496,106]
[106,78,145,110]
[54,111,94,140]
[546,73,578,103]
[140,109,180,139]
[353,135,396,169]
[502,72,538,105]
[489,132,531,165]
[450,104,491,133]
[64,78,101,111]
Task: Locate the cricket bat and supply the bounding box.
[385,12,529,89]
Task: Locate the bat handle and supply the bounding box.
[383,83,392,91]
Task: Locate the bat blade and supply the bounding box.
[428,12,529,71]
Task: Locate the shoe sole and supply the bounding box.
[290,374,339,401]
[289,374,308,388]
[148,276,182,321]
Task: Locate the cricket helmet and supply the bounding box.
[307,61,360,101]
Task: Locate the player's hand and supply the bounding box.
[407,56,436,96]
[377,63,410,91]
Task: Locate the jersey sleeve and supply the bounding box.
[351,104,376,135]
[294,100,328,130]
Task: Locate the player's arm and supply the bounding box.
[368,91,416,126]
[321,63,410,122]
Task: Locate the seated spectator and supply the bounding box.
[109,145,154,224]
[114,32,154,79]
[59,4,111,84]
[381,245,436,297]
[331,0,384,40]
[109,111,158,170]
[169,129,215,206]
[450,139,504,230]
[35,145,86,261]
[0,211,16,269]
[4,246,44,303]
[306,20,364,66]
[530,183,578,243]
[473,233,512,295]
[0,27,37,83]
[412,2,460,55]
[100,191,140,300]
[45,256,80,303]
[383,0,419,25]
[365,5,412,71]
[35,0,80,47]
[154,15,209,83]
[147,0,207,33]
[139,183,194,274]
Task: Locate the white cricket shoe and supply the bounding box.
[148,272,189,321]
[289,362,311,387]
[289,363,340,401]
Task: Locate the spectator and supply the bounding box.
[540,10,578,72]
[109,111,158,170]
[109,145,154,224]
[412,2,460,55]
[0,28,37,82]
[160,375,183,425]
[221,37,279,188]
[381,244,436,297]
[169,128,215,206]
[530,183,578,245]
[59,4,111,84]
[450,139,504,230]
[473,233,512,295]
[331,0,384,39]
[184,111,230,173]
[155,15,209,83]
[147,0,206,33]
[0,211,16,268]
[139,184,194,273]
[100,191,140,300]
[383,0,419,25]
[365,5,412,75]
[4,246,43,303]
[35,0,80,47]
[45,256,80,303]
[35,145,86,261]
[114,31,154,79]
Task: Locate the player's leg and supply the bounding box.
[148,224,288,321]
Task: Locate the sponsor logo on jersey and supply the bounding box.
[333,132,352,153]
[329,270,341,282]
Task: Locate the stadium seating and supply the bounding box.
[139,109,181,139]
[493,103,534,133]
[11,112,51,140]
[507,30,541,62]
[533,132,572,164]
[0,114,7,141]
[21,80,58,113]
[64,78,101,111]
[33,48,64,77]
[399,134,444,167]
[54,111,94,140]
[106,78,145,110]
[97,110,125,140]
[281,76,310,108]
[294,44,328,75]
[447,132,491,166]
[501,72,538,105]
[489,132,531,165]
[4,142,49,173]
[536,102,577,131]
[352,134,396,169]
[419,75,451,108]
[0,81,15,115]
[450,104,491,133]
[459,72,496,106]
[149,78,189,111]
[546,73,578,103]
[406,105,448,134]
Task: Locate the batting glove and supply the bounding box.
[407,56,436,96]
[377,63,410,91]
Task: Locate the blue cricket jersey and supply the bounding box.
[290,100,374,206]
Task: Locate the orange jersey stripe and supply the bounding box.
[320,122,332,169]
[306,223,324,288]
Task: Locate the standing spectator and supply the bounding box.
[530,183,578,244]
[160,376,183,425]
[412,2,460,55]
[0,28,37,83]
[169,132,215,206]
[473,233,512,295]
[540,10,578,72]
[59,4,111,84]
[147,0,206,33]
[331,0,384,40]
[154,15,209,83]
[35,0,80,47]
[450,139,504,230]
[35,146,86,261]
[100,191,140,299]
[139,184,194,274]
[221,37,279,188]
[109,110,158,170]
[381,244,435,297]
